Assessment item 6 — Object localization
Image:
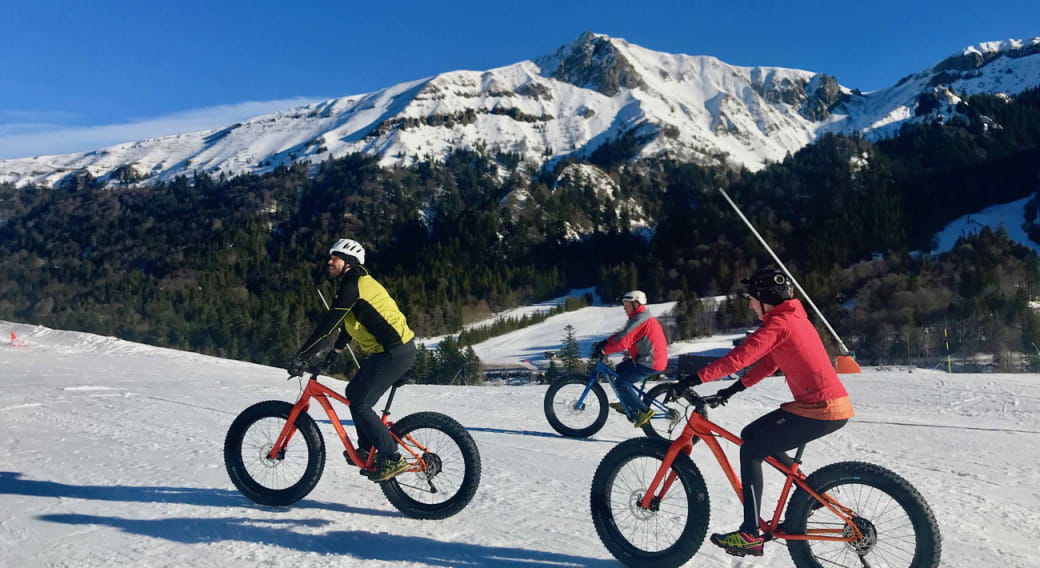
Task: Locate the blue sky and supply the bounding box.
[1,0,1036,160]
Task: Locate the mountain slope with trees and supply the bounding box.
[1,88,1038,373]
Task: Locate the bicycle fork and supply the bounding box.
[637,439,694,510]
[267,398,312,461]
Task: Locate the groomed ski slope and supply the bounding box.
[1,318,1037,567]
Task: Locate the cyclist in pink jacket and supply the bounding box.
[591,290,668,428]
[677,267,854,557]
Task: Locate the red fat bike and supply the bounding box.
[589,386,941,567]
[224,372,481,520]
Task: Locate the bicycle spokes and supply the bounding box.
[224,400,326,507]
[785,461,941,568]
[379,411,482,520]
[616,457,691,551]
[590,438,710,565]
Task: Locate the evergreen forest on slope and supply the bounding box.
[1,89,1039,377]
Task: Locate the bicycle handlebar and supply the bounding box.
[668,386,728,417]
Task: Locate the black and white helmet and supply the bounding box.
[741,267,793,305]
[329,238,365,265]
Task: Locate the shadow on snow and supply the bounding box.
[37,512,613,567]
[0,471,395,518]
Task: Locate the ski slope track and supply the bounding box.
[1,317,1037,567]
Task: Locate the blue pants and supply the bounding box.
[614,359,658,415]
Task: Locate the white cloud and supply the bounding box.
[0,98,326,160]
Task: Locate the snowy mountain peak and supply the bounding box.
[536,31,647,96]
[909,36,1040,95]
[964,37,1040,58]
[1,33,1038,189]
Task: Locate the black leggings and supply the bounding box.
[345,340,416,459]
[738,409,847,534]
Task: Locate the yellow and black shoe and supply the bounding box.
[369,455,410,482]
[608,402,627,415]
[710,530,764,557]
[632,408,655,428]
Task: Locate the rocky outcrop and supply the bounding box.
[537,31,647,96]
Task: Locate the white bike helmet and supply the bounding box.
[622,290,647,305]
[329,238,365,265]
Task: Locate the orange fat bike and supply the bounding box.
[224,372,481,520]
[589,386,941,567]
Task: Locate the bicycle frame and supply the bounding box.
[577,359,669,415]
[640,400,863,544]
[266,375,428,474]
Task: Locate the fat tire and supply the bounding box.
[590,437,710,568]
[381,411,481,520]
[640,383,688,441]
[223,400,325,507]
[785,461,941,568]
[544,375,609,438]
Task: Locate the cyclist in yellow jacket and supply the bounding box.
[288,238,416,482]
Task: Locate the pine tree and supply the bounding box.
[412,343,433,383]
[559,324,584,375]
[462,346,482,385]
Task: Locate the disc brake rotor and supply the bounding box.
[421,452,443,478]
[845,516,878,554]
[629,490,659,520]
[258,443,283,466]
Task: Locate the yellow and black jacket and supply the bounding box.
[294,265,414,363]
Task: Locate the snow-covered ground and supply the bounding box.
[1,318,1037,567]
[931,195,1040,255]
[424,292,740,369]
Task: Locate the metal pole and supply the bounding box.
[318,289,361,368]
[945,328,953,373]
[717,187,853,357]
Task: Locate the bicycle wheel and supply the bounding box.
[223,400,325,507]
[543,375,608,438]
[381,411,482,520]
[590,437,710,568]
[785,461,942,568]
[640,383,690,441]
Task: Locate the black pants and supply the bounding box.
[345,340,416,459]
[738,408,847,533]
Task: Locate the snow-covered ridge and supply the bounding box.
[1,33,1038,189]
[965,37,1040,56]
[0,319,260,367]
[930,196,1040,255]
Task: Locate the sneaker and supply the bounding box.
[710,530,764,557]
[369,454,410,482]
[608,402,627,415]
[632,408,655,428]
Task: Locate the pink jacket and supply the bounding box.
[698,300,850,405]
[604,305,669,371]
